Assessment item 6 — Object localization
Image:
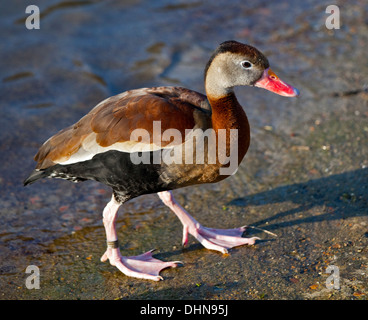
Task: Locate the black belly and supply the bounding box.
[45,150,171,203]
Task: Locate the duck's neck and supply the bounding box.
[204,65,248,133]
[206,90,251,164]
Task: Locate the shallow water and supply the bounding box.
[1,0,367,300]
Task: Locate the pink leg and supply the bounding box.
[157,191,259,254]
[100,195,182,281]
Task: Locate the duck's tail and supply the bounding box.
[23,170,48,186]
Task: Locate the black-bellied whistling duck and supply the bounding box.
[24,41,299,281]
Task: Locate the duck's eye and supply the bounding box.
[241,61,252,69]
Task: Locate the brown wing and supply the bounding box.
[34,87,211,169]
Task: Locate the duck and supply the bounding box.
[24,40,299,281]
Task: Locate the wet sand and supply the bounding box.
[0,0,367,299]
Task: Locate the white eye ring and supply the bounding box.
[241,60,252,69]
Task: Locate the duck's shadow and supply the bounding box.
[227,168,368,233]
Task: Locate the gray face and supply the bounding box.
[219,52,266,87]
[205,52,267,97]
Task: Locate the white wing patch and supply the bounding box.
[57,128,217,166]
[57,132,170,165]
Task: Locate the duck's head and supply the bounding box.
[204,40,299,98]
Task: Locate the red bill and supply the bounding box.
[255,68,299,97]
